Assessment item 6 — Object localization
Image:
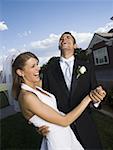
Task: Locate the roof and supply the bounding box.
[97,32,113,39]
[87,30,113,51]
[108,29,113,33]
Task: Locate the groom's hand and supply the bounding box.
[36,125,49,136]
[89,86,106,103]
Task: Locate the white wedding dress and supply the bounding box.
[21,83,84,150]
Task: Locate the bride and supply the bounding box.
[11,51,106,150]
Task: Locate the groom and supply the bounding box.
[40,32,103,149]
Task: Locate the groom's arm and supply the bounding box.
[89,62,105,108]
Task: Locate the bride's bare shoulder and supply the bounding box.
[19,90,37,103]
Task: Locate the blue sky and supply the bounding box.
[0,0,113,70]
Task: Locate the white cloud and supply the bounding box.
[30,21,113,52]
[1,21,112,71]
[0,21,8,31]
[30,31,93,50]
[38,56,51,66]
[70,31,93,49]
[30,33,59,49]
[95,22,113,33]
[17,30,31,38]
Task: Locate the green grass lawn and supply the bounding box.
[0,111,113,150]
[0,112,42,150]
[92,110,113,150]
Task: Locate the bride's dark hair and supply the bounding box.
[12,52,39,100]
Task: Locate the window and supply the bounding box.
[93,47,109,65]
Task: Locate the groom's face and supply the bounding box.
[59,33,77,55]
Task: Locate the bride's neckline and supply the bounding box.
[21,83,51,97]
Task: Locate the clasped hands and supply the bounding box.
[36,86,106,136]
[89,86,106,104]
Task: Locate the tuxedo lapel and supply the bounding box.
[52,58,69,95]
[70,58,85,96]
[70,58,78,97]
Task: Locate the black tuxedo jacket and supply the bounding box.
[42,56,102,149]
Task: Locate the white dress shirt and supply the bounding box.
[60,55,74,89]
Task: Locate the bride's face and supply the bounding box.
[21,57,41,85]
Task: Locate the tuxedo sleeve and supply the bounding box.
[90,63,98,89]
[89,63,102,109]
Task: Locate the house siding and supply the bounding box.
[87,33,113,90]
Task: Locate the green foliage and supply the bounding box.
[75,48,90,62]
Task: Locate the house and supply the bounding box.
[87,29,113,91]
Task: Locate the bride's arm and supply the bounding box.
[20,89,105,127]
